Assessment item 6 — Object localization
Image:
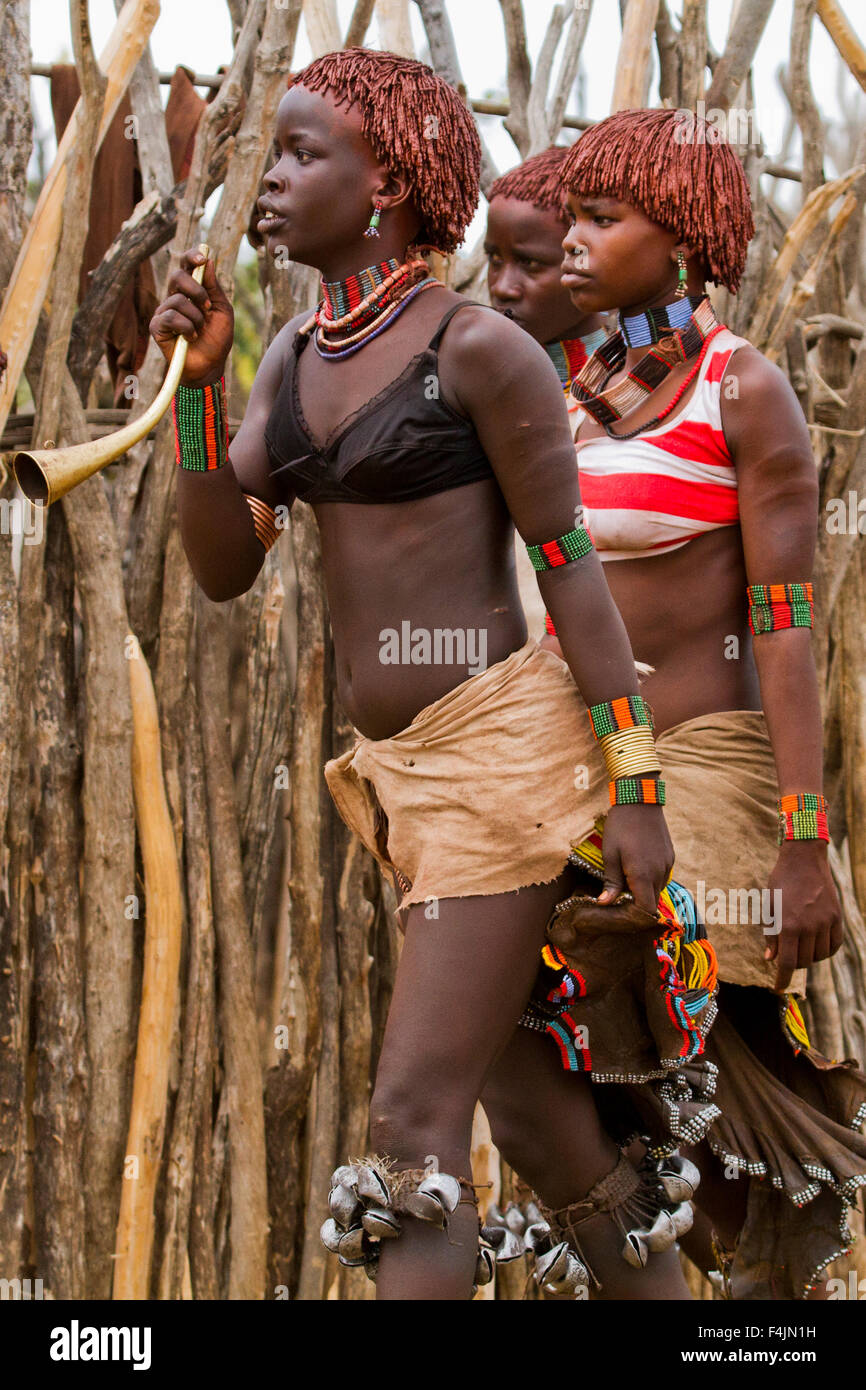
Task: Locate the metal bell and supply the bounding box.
[535,1241,571,1287]
[328,1182,361,1229]
[417,1172,461,1214]
[356,1164,391,1206]
[332,1164,359,1189]
[480,1224,507,1250]
[622,1230,650,1268]
[658,1156,701,1203]
[337,1252,367,1268]
[670,1201,694,1237]
[644,1208,678,1252]
[338,1226,365,1260]
[320,1217,343,1254]
[403,1189,448,1226]
[361,1206,401,1239]
[523,1221,553,1253]
[475,1247,496,1285]
[503,1202,526,1236]
[496,1229,526,1263]
[523,1202,544,1226]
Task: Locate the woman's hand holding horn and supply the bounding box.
[149,248,234,387]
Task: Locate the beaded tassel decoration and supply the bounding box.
[619,295,705,348]
[173,377,229,471]
[778,793,829,844]
[546,329,609,389]
[570,296,720,432]
[526,526,594,571]
[747,582,814,633]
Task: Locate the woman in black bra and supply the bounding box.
[150,49,696,1302]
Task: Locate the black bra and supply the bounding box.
[263,301,496,505]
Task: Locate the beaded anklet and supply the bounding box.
[173,378,229,472]
[778,793,829,844]
[526,525,594,572]
[747,582,814,634]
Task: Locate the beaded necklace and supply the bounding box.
[299,256,444,360]
[545,328,608,389]
[571,295,720,436]
[619,295,706,348]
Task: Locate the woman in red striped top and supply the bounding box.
[480,108,866,1302]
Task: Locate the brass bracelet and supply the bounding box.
[599,726,661,780]
[243,493,279,553]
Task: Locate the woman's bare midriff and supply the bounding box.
[599,525,762,734]
[315,476,528,739]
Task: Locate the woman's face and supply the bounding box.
[258,86,392,273]
[485,196,586,344]
[561,190,681,315]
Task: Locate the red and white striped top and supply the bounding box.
[574,327,748,561]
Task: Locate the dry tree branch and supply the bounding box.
[705,0,776,111]
[345,0,377,47]
[654,0,680,106]
[748,166,864,345]
[816,0,866,95]
[790,0,825,199]
[376,0,415,57]
[498,0,533,156]
[303,0,341,55]
[413,0,499,194]
[547,0,594,142]
[611,0,660,113]
[526,4,567,155]
[679,0,708,108]
[762,191,859,360]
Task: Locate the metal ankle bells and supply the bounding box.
[526,1150,701,1296]
[321,1154,495,1290]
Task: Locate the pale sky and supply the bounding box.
[26,0,865,254]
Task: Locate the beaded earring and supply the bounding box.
[675,249,688,298]
[364,199,383,239]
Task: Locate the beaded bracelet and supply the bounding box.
[747,582,813,634]
[777,792,829,844]
[172,377,229,472]
[609,775,666,807]
[526,525,594,572]
[587,694,654,739]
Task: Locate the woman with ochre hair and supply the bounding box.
[484,145,608,430]
[480,106,866,1301]
[150,50,722,1302]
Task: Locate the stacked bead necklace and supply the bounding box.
[300,254,443,360]
[545,327,608,390]
[570,295,723,440]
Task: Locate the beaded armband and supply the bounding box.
[747,582,813,634]
[172,377,229,472]
[609,774,666,807]
[777,793,829,845]
[544,611,557,637]
[587,694,662,786]
[244,494,279,553]
[526,525,593,572]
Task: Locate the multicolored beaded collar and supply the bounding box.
[619,294,707,348]
[302,256,443,359]
[320,257,403,321]
[570,295,721,437]
[545,328,608,388]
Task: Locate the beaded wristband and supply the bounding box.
[588,694,654,739]
[777,792,829,844]
[172,377,229,472]
[609,775,666,807]
[527,525,594,572]
[747,582,813,634]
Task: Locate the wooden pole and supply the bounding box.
[611,0,660,112]
[112,635,183,1300]
[816,0,866,94]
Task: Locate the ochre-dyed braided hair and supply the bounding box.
[488,145,572,223]
[289,47,481,254]
[560,108,755,293]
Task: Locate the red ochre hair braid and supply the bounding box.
[488,145,572,223]
[560,108,755,294]
[289,47,481,254]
